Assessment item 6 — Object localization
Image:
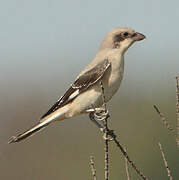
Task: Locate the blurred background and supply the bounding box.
[1,0,179,179]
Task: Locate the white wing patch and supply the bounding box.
[68,89,80,100]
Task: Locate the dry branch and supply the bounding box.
[108,130,148,180]
[176,76,179,146]
[125,148,131,180]
[101,81,147,180]
[104,119,109,180]
[90,156,97,180]
[100,82,109,180]
[89,82,148,180]
[153,105,175,135]
[158,142,173,180]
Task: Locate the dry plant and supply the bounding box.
[158,142,173,180]
[89,81,148,180]
[90,156,97,180]
[154,76,179,145]
[153,76,179,179]
[176,76,179,146]
[153,105,175,134]
[88,76,179,179]
[124,148,131,180]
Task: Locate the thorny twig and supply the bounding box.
[158,142,173,180]
[176,76,179,146]
[90,156,97,180]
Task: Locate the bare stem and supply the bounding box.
[104,119,109,180]
[158,142,173,180]
[125,148,131,180]
[153,105,175,135]
[100,82,109,180]
[99,81,147,180]
[90,156,97,180]
[109,131,148,180]
[176,76,179,146]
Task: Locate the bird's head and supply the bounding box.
[99,27,146,54]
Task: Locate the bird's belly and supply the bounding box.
[67,57,124,117]
[67,74,123,118]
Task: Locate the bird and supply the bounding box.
[9,27,145,143]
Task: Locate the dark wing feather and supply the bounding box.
[40,59,111,119]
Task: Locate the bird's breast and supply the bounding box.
[103,55,124,102]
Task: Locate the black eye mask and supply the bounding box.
[113,34,125,43]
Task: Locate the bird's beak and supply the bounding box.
[132,32,146,41]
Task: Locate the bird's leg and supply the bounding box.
[86,107,109,119]
[89,112,105,133]
[100,81,115,140]
[88,103,109,130]
[88,108,115,140]
[93,107,110,121]
[88,82,115,140]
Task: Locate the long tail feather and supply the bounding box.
[8,120,50,143]
[9,105,69,143]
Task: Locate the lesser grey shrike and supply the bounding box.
[9,27,145,143]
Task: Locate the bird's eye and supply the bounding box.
[122,32,129,37]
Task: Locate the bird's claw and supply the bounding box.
[100,127,105,133]
[102,129,116,141]
[103,134,114,141]
[93,108,110,121]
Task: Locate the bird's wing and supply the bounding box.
[40,59,111,119]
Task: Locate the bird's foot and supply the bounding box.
[103,129,116,141]
[93,107,110,121]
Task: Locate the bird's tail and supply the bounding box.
[9,106,69,143]
[8,119,51,143]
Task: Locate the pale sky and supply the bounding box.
[1,0,179,86]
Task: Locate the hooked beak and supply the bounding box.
[132,32,146,41]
